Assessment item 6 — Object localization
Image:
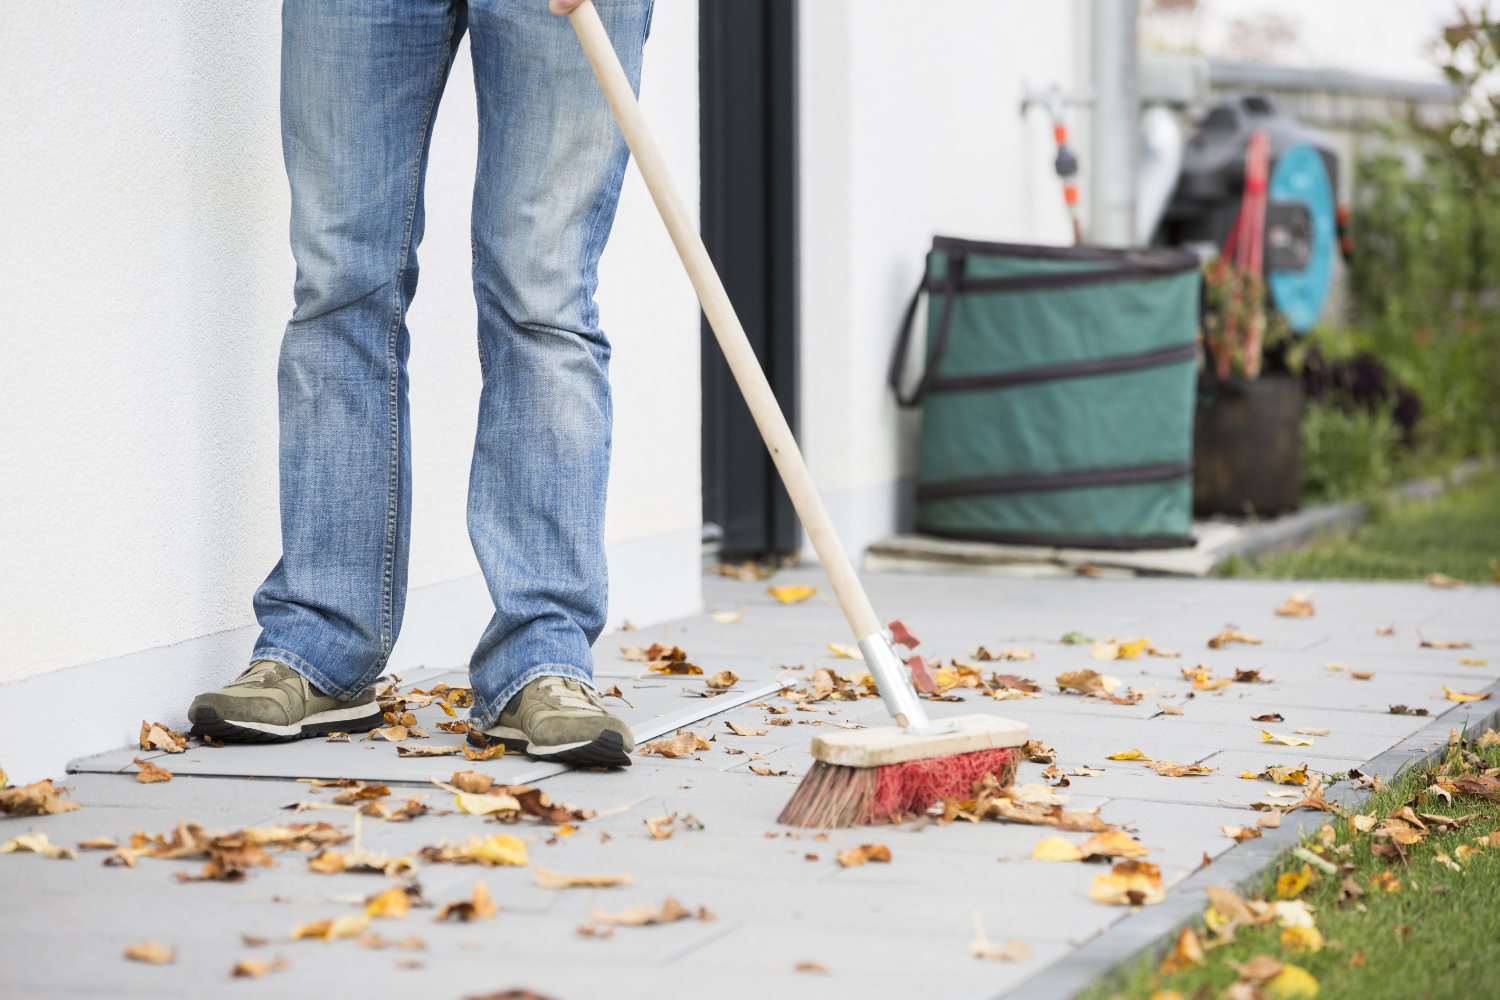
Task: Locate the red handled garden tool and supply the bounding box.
[565,1,1027,826]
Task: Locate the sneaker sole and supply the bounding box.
[526,729,633,768]
[466,726,529,752]
[189,703,383,744]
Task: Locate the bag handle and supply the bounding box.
[888,252,965,407]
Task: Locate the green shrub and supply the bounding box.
[1300,401,1403,502]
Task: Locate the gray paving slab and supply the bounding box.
[3,570,1496,1000]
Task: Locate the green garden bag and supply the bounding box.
[890,236,1201,549]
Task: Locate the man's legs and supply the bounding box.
[460,0,651,744]
[250,0,467,698]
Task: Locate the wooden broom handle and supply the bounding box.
[568,1,882,642]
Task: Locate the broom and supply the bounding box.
[565,1,1028,827]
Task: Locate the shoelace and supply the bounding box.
[537,677,604,713]
[228,662,311,702]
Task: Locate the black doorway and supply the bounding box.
[699,0,799,560]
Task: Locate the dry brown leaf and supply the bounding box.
[1274,596,1315,617]
[133,758,173,783]
[1157,703,1184,715]
[533,865,632,889]
[332,783,390,804]
[434,882,497,922]
[748,765,787,776]
[0,779,81,816]
[1208,629,1261,649]
[640,732,711,759]
[418,834,528,867]
[450,771,495,794]
[1222,825,1263,842]
[1056,669,1118,696]
[705,670,740,689]
[599,684,632,708]
[1089,859,1164,906]
[1,833,77,859]
[1160,926,1205,974]
[725,721,768,737]
[366,726,408,742]
[1350,671,1374,680]
[836,843,891,867]
[1427,572,1463,588]
[395,744,463,758]
[231,957,288,978]
[1420,638,1472,649]
[1294,728,1330,737]
[124,941,175,964]
[968,910,1030,962]
[1021,740,1056,763]
[1252,713,1285,723]
[1146,759,1215,777]
[591,896,702,926]
[139,721,188,753]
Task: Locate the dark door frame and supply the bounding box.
[698,0,800,559]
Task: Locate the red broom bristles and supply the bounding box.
[777,747,1019,829]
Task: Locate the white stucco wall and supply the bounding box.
[798,0,1082,561]
[0,1,701,780]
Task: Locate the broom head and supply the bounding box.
[777,714,1028,828]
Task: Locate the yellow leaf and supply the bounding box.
[1107,748,1149,760]
[1266,963,1320,998]
[1079,830,1150,858]
[1031,837,1085,861]
[0,832,76,860]
[293,914,370,941]
[1240,770,1262,779]
[1088,860,1164,906]
[365,888,410,919]
[767,585,817,604]
[1280,925,1323,953]
[1442,686,1491,703]
[1118,638,1151,660]
[827,643,864,660]
[455,792,522,816]
[123,941,175,964]
[1262,731,1315,747]
[835,843,891,867]
[710,610,740,623]
[1276,864,1313,900]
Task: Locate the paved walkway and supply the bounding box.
[3,570,1496,999]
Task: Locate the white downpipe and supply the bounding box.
[1136,104,1184,245]
[1089,0,1139,247]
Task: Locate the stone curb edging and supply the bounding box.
[992,682,1500,1000]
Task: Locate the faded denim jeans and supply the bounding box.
[251,0,651,728]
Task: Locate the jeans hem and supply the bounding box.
[469,662,594,730]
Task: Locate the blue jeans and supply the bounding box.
[251,0,651,728]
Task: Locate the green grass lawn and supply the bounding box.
[1083,732,1500,1000]
[1218,469,1500,582]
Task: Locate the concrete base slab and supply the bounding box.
[3,570,1496,1000]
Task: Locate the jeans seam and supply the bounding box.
[378,6,460,669]
[469,662,593,730]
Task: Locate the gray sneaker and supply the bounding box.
[188,661,381,743]
[470,676,634,767]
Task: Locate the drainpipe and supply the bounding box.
[1089,0,1139,247]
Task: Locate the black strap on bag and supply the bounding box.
[888,252,965,407]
